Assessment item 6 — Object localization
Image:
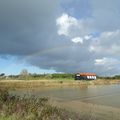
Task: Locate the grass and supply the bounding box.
[0,79,120,90]
[0,81,120,120]
[0,88,84,120]
[0,116,14,120]
[1,88,119,120]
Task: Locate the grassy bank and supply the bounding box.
[0,89,82,120]
[0,80,120,120]
[0,79,120,90]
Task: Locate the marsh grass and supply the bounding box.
[0,88,119,120]
[0,80,120,120]
[0,88,85,120]
[1,79,120,90]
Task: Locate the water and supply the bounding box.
[11,84,120,108]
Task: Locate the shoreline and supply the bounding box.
[51,99,120,120]
[1,79,120,119]
[0,79,120,89]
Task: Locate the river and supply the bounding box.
[11,84,120,119]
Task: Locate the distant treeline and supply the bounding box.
[97,75,120,80]
[0,73,75,80]
[1,72,120,80]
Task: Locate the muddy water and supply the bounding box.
[11,84,120,119]
[11,84,120,108]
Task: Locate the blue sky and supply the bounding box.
[0,0,120,75]
[0,57,56,75]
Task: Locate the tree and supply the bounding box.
[20,69,29,76]
[0,73,5,77]
[0,73,5,79]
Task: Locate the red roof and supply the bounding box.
[79,73,96,76]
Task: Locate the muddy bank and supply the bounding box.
[50,98,120,120]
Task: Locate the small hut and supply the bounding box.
[75,73,96,80]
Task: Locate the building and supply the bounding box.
[75,73,96,80]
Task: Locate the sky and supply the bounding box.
[0,0,120,76]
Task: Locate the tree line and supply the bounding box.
[0,69,75,80]
[1,69,120,80]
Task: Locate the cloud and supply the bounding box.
[95,57,119,66]
[56,13,78,36]
[56,13,93,45]
[0,0,60,55]
[60,0,92,19]
[71,37,83,44]
[89,30,120,55]
[0,0,120,75]
[91,0,120,31]
[84,35,92,40]
[94,57,120,75]
[56,13,93,38]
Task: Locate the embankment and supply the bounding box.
[0,79,120,89]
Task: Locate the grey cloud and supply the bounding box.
[26,41,94,72]
[90,30,120,57]
[0,0,59,55]
[0,0,120,75]
[60,0,92,19]
[91,0,120,32]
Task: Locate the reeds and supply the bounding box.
[0,79,120,90]
[0,88,82,120]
